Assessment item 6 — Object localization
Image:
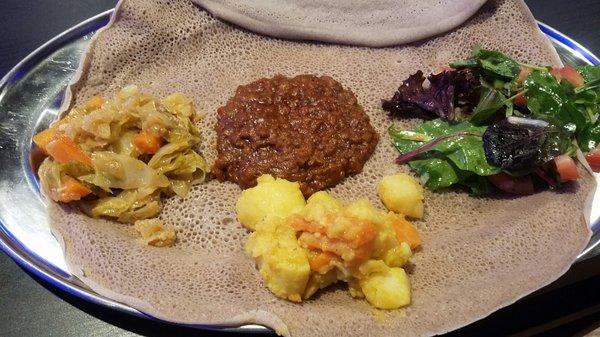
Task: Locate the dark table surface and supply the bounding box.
[1,1,600,336]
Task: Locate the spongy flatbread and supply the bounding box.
[191,0,487,47]
[48,0,593,336]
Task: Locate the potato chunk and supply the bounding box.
[377,173,424,219]
[245,218,310,302]
[359,266,411,309]
[236,174,306,230]
[134,218,176,247]
[302,191,341,222]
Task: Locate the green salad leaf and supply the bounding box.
[524,70,590,133]
[389,119,500,191]
[450,45,521,80]
[470,87,508,125]
[386,45,600,194]
[578,65,600,84]
[578,122,600,152]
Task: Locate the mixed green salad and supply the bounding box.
[383,46,600,195]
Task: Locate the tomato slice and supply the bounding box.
[488,173,534,195]
[550,67,563,82]
[554,155,579,182]
[585,147,600,172]
[513,92,527,107]
[560,66,585,88]
[550,66,585,87]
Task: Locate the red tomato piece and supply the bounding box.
[550,67,563,82]
[514,92,527,107]
[585,147,600,172]
[554,154,579,182]
[560,66,585,88]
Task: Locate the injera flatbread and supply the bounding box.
[191,0,487,47]
[46,0,594,336]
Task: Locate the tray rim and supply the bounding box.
[0,9,599,332]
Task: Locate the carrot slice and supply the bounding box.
[392,217,422,250]
[57,176,91,202]
[309,251,335,271]
[45,134,92,166]
[133,131,163,154]
[85,95,104,110]
[32,128,58,154]
[349,220,377,248]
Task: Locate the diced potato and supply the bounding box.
[359,267,411,309]
[344,198,385,225]
[134,218,176,247]
[245,218,310,302]
[303,269,338,299]
[383,242,412,268]
[302,191,341,222]
[236,174,306,230]
[237,175,423,308]
[358,259,389,275]
[377,173,424,219]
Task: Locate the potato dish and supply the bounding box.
[237,174,423,309]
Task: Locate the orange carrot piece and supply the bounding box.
[85,95,104,110]
[309,251,335,271]
[58,176,91,202]
[32,128,58,154]
[349,220,377,248]
[45,134,92,166]
[392,217,422,250]
[133,131,163,154]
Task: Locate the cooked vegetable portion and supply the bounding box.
[384,46,600,194]
[238,174,422,309]
[377,173,424,219]
[34,86,208,233]
[134,218,176,247]
[236,175,305,231]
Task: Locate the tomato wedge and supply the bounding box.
[559,66,585,88]
[585,147,600,172]
[488,173,534,195]
[550,67,563,82]
[513,91,527,107]
[550,66,585,88]
[554,155,579,182]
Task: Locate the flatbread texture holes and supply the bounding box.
[192,0,488,47]
[48,0,594,336]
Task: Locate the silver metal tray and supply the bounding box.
[0,9,598,331]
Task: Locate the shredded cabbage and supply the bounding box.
[81,152,170,191]
[35,86,207,223]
